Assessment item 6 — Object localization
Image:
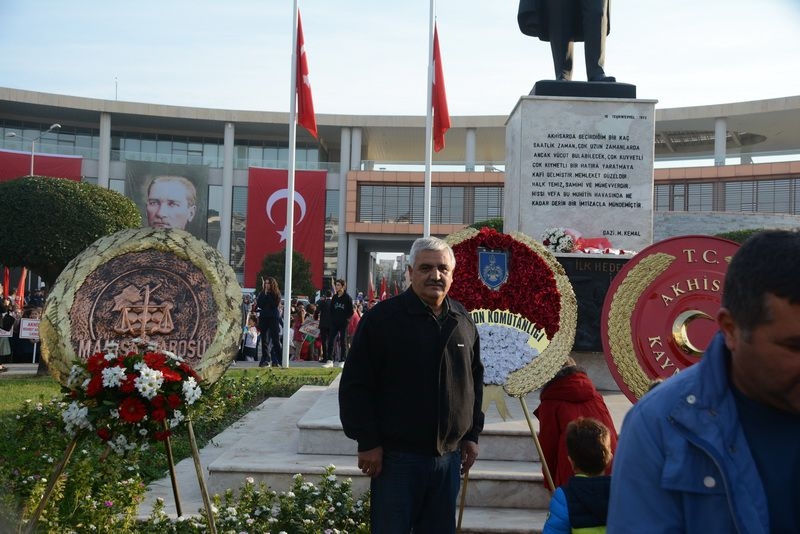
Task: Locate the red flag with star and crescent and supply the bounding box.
[432,24,450,152]
[296,12,318,139]
[244,168,326,288]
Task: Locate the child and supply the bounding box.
[241,314,259,362]
[543,417,613,534]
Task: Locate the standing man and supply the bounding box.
[607,230,800,532]
[339,236,484,533]
[315,291,332,362]
[146,175,197,231]
[328,279,354,364]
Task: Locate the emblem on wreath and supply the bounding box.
[478,249,509,290]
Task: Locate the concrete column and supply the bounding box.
[219,122,235,261]
[714,117,727,166]
[337,128,351,279]
[465,128,476,171]
[97,112,111,188]
[347,233,358,296]
[350,127,362,171]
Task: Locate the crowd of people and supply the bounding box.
[0,284,47,371]
[240,277,385,368]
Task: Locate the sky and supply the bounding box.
[1,1,799,117]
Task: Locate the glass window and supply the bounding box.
[141,139,157,161]
[474,186,503,221]
[231,186,248,282]
[247,146,263,168]
[687,183,713,211]
[109,179,125,195]
[654,184,670,211]
[263,147,278,167]
[757,179,791,213]
[203,143,219,167]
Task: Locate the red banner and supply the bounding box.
[0,149,82,182]
[244,168,326,289]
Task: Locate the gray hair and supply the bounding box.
[409,236,456,268]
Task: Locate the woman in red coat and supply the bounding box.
[534,358,618,490]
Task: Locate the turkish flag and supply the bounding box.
[3,267,8,299]
[296,12,318,139]
[367,276,375,302]
[244,168,326,288]
[15,268,27,309]
[380,277,388,301]
[432,24,451,153]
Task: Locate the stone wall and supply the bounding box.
[654,211,800,241]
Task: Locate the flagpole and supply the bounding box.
[423,0,435,238]
[283,0,300,368]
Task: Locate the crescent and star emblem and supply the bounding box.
[671,310,714,357]
[265,189,307,242]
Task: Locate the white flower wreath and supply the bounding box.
[477,323,541,386]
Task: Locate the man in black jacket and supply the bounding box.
[339,236,484,533]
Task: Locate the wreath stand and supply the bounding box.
[22,420,217,534]
[455,397,556,533]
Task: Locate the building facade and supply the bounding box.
[1,87,799,293]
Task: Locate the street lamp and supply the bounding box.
[5,123,61,176]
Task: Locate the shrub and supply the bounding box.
[0,368,347,532]
[138,466,370,533]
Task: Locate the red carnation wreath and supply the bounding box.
[447,227,577,397]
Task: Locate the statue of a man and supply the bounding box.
[519,0,614,82]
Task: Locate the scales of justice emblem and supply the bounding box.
[478,248,509,291]
[112,283,175,338]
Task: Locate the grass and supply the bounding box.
[0,376,62,414]
[0,365,340,414]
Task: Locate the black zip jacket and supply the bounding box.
[338,288,484,456]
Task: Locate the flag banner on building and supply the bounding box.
[0,149,82,182]
[244,168,326,288]
[296,11,318,139]
[432,24,451,153]
[124,160,214,246]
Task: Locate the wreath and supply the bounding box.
[447,227,577,397]
[62,342,202,455]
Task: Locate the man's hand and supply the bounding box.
[357,446,383,478]
[460,440,479,475]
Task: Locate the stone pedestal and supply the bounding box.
[505,95,657,253]
[556,254,628,352]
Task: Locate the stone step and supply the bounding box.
[141,377,630,530]
[298,376,548,462]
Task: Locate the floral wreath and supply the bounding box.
[447,227,577,397]
[62,340,202,455]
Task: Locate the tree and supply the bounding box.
[257,249,316,298]
[0,177,141,286]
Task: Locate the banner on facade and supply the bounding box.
[124,160,214,246]
[0,149,82,182]
[244,168,326,288]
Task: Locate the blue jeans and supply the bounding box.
[370,450,462,534]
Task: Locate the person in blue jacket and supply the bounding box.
[544,417,613,534]
[607,230,800,533]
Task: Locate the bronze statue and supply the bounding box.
[519,0,614,82]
